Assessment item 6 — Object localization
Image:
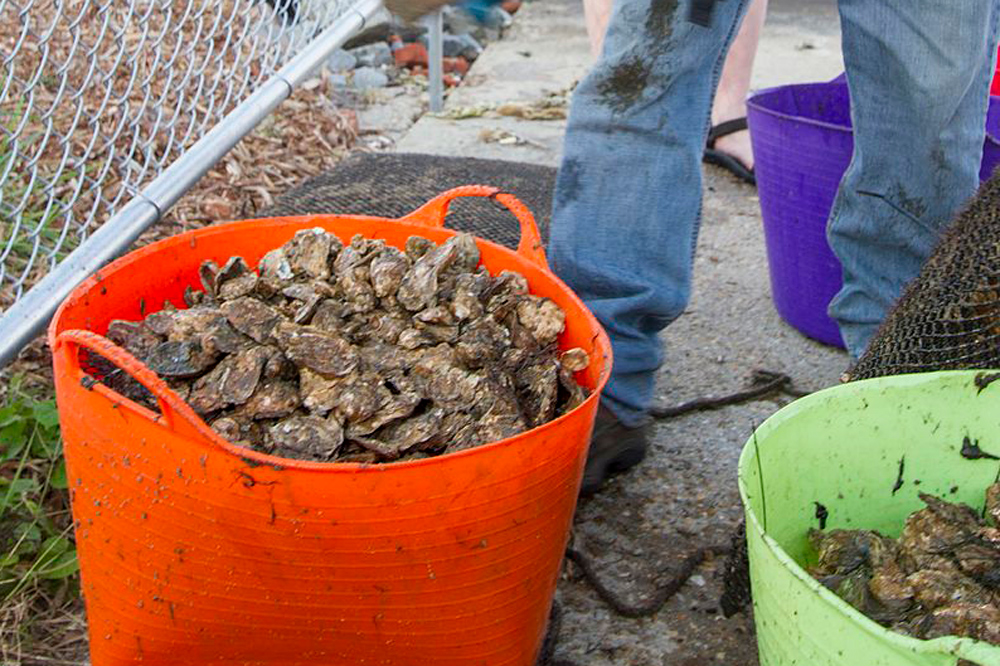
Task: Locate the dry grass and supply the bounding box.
[162,72,359,230]
[0,0,352,310]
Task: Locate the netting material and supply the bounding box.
[0,0,350,311]
[259,152,557,247]
[848,172,1000,380]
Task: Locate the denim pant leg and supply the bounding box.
[828,0,1000,358]
[549,0,748,426]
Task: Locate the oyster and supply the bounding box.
[267,416,344,460]
[236,380,301,420]
[106,320,163,359]
[274,322,359,377]
[370,246,410,299]
[516,296,566,346]
[221,297,281,344]
[145,340,216,378]
[217,257,258,300]
[284,228,334,280]
[187,346,270,414]
[109,229,590,464]
[810,484,1000,645]
[397,235,462,311]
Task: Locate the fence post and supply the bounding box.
[425,8,444,113]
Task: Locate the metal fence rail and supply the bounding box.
[0,0,380,366]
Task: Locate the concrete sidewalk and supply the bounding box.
[396,2,848,663]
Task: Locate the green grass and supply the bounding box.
[0,376,82,663]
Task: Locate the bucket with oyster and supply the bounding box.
[49,186,610,666]
[739,371,1000,666]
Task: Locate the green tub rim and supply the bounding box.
[738,370,1000,666]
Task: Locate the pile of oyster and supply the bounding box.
[104,229,590,463]
[809,484,1000,644]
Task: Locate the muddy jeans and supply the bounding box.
[550,0,1000,426]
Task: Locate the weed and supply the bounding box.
[0,376,84,664]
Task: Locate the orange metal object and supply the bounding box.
[49,187,611,666]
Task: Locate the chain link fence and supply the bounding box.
[0,0,380,364]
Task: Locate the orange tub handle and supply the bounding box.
[400,185,549,269]
[55,329,211,442]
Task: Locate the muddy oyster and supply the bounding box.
[101,230,591,464]
[810,484,1000,645]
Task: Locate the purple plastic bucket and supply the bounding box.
[982,100,1000,180]
[748,82,1000,348]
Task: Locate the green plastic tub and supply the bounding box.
[739,371,1000,666]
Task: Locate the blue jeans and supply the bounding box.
[550,0,1000,426]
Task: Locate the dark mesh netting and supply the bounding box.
[848,172,1000,381]
[258,152,556,248]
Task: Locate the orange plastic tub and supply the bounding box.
[48,187,610,666]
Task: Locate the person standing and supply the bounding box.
[556,0,1000,493]
[585,0,767,183]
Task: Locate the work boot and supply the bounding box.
[580,404,648,496]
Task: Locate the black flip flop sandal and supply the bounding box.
[704,117,756,186]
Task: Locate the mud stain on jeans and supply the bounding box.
[553,157,584,209]
[596,0,678,113]
[596,57,653,114]
[645,0,678,39]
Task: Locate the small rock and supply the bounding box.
[352,66,389,90]
[327,48,357,72]
[479,6,512,29]
[441,5,478,34]
[421,33,483,61]
[443,56,470,76]
[394,42,428,68]
[349,42,393,68]
[330,73,349,88]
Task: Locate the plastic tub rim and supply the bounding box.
[746,82,854,135]
[738,370,1000,665]
[49,212,612,475]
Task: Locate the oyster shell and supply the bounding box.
[221,297,282,344]
[370,246,410,299]
[116,230,589,465]
[274,322,359,377]
[284,228,334,280]
[267,415,344,460]
[145,340,217,378]
[106,320,163,359]
[397,235,463,311]
[187,346,270,414]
